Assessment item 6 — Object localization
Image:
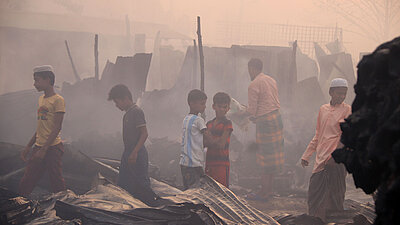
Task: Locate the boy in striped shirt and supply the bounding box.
[204,92,233,188]
[180,89,207,190]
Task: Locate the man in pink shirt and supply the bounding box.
[301,78,351,221]
[245,58,284,201]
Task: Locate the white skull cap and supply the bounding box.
[33,65,54,73]
[330,78,348,88]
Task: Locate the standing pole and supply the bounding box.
[196,16,206,119]
[288,40,297,106]
[94,34,99,80]
[197,16,205,92]
[64,40,81,82]
[192,39,198,89]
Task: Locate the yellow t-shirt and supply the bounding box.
[36,94,65,146]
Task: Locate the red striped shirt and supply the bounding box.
[205,117,233,166]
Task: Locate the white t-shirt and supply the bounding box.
[179,114,207,167]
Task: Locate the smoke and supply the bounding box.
[1,0,398,94]
[0,0,388,204]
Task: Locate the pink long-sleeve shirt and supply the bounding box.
[247,73,280,117]
[302,103,351,173]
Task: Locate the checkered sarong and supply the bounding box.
[255,110,284,174]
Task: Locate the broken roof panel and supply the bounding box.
[0,142,279,224]
[100,53,152,99]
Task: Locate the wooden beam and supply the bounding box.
[94,34,99,80]
[197,16,205,92]
[192,39,198,89]
[64,40,81,82]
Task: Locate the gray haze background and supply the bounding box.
[0,0,399,151]
[0,0,386,205]
[1,0,399,94]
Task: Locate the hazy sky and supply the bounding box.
[5,0,399,56]
[84,0,398,54]
[0,0,400,79]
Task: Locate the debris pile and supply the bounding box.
[332,37,400,225]
[0,187,42,224]
[0,142,118,195]
[0,142,279,224]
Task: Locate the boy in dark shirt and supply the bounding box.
[204,92,233,188]
[108,84,158,206]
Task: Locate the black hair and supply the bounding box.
[34,71,55,86]
[213,92,231,105]
[187,89,207,104]
[248,58,263,72]
[108,84,133,101]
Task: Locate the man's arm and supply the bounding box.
[21,133,36,162]
[215,129,232,149]
[301,109,322,167]
[203,128,212,147]
[27,133,36,147]
[204,128,232,149]
[301,135,318,167]
[34,112,64,160]
[247,83,259,117]
[128,126,148,164]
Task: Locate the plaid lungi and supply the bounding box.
[255,110,284,174]
[308,160,346,220]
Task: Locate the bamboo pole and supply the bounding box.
[197,16,205,92]
[197,16,206,119]
[192,39,198,89]
[94,34,99,80]
[64,40,81,82]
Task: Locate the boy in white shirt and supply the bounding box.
[180,89,207,190]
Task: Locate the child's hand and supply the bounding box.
[21,146,31,162]
[301,159,309,168]
[128,151,138,164]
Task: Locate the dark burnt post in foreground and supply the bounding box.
[332,37,400,225]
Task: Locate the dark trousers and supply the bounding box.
[19,143,66,197]
[308,160,347,221]
[180,165,204,190]
[118,147,158,205]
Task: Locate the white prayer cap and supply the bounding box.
[330,78,348,88]
[33,65,54,73]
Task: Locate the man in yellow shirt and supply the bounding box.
[19,65,66,197]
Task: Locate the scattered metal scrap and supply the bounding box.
[0,142,279,224]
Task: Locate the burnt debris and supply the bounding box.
[332,37,400,225]
[0,187,42,224]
